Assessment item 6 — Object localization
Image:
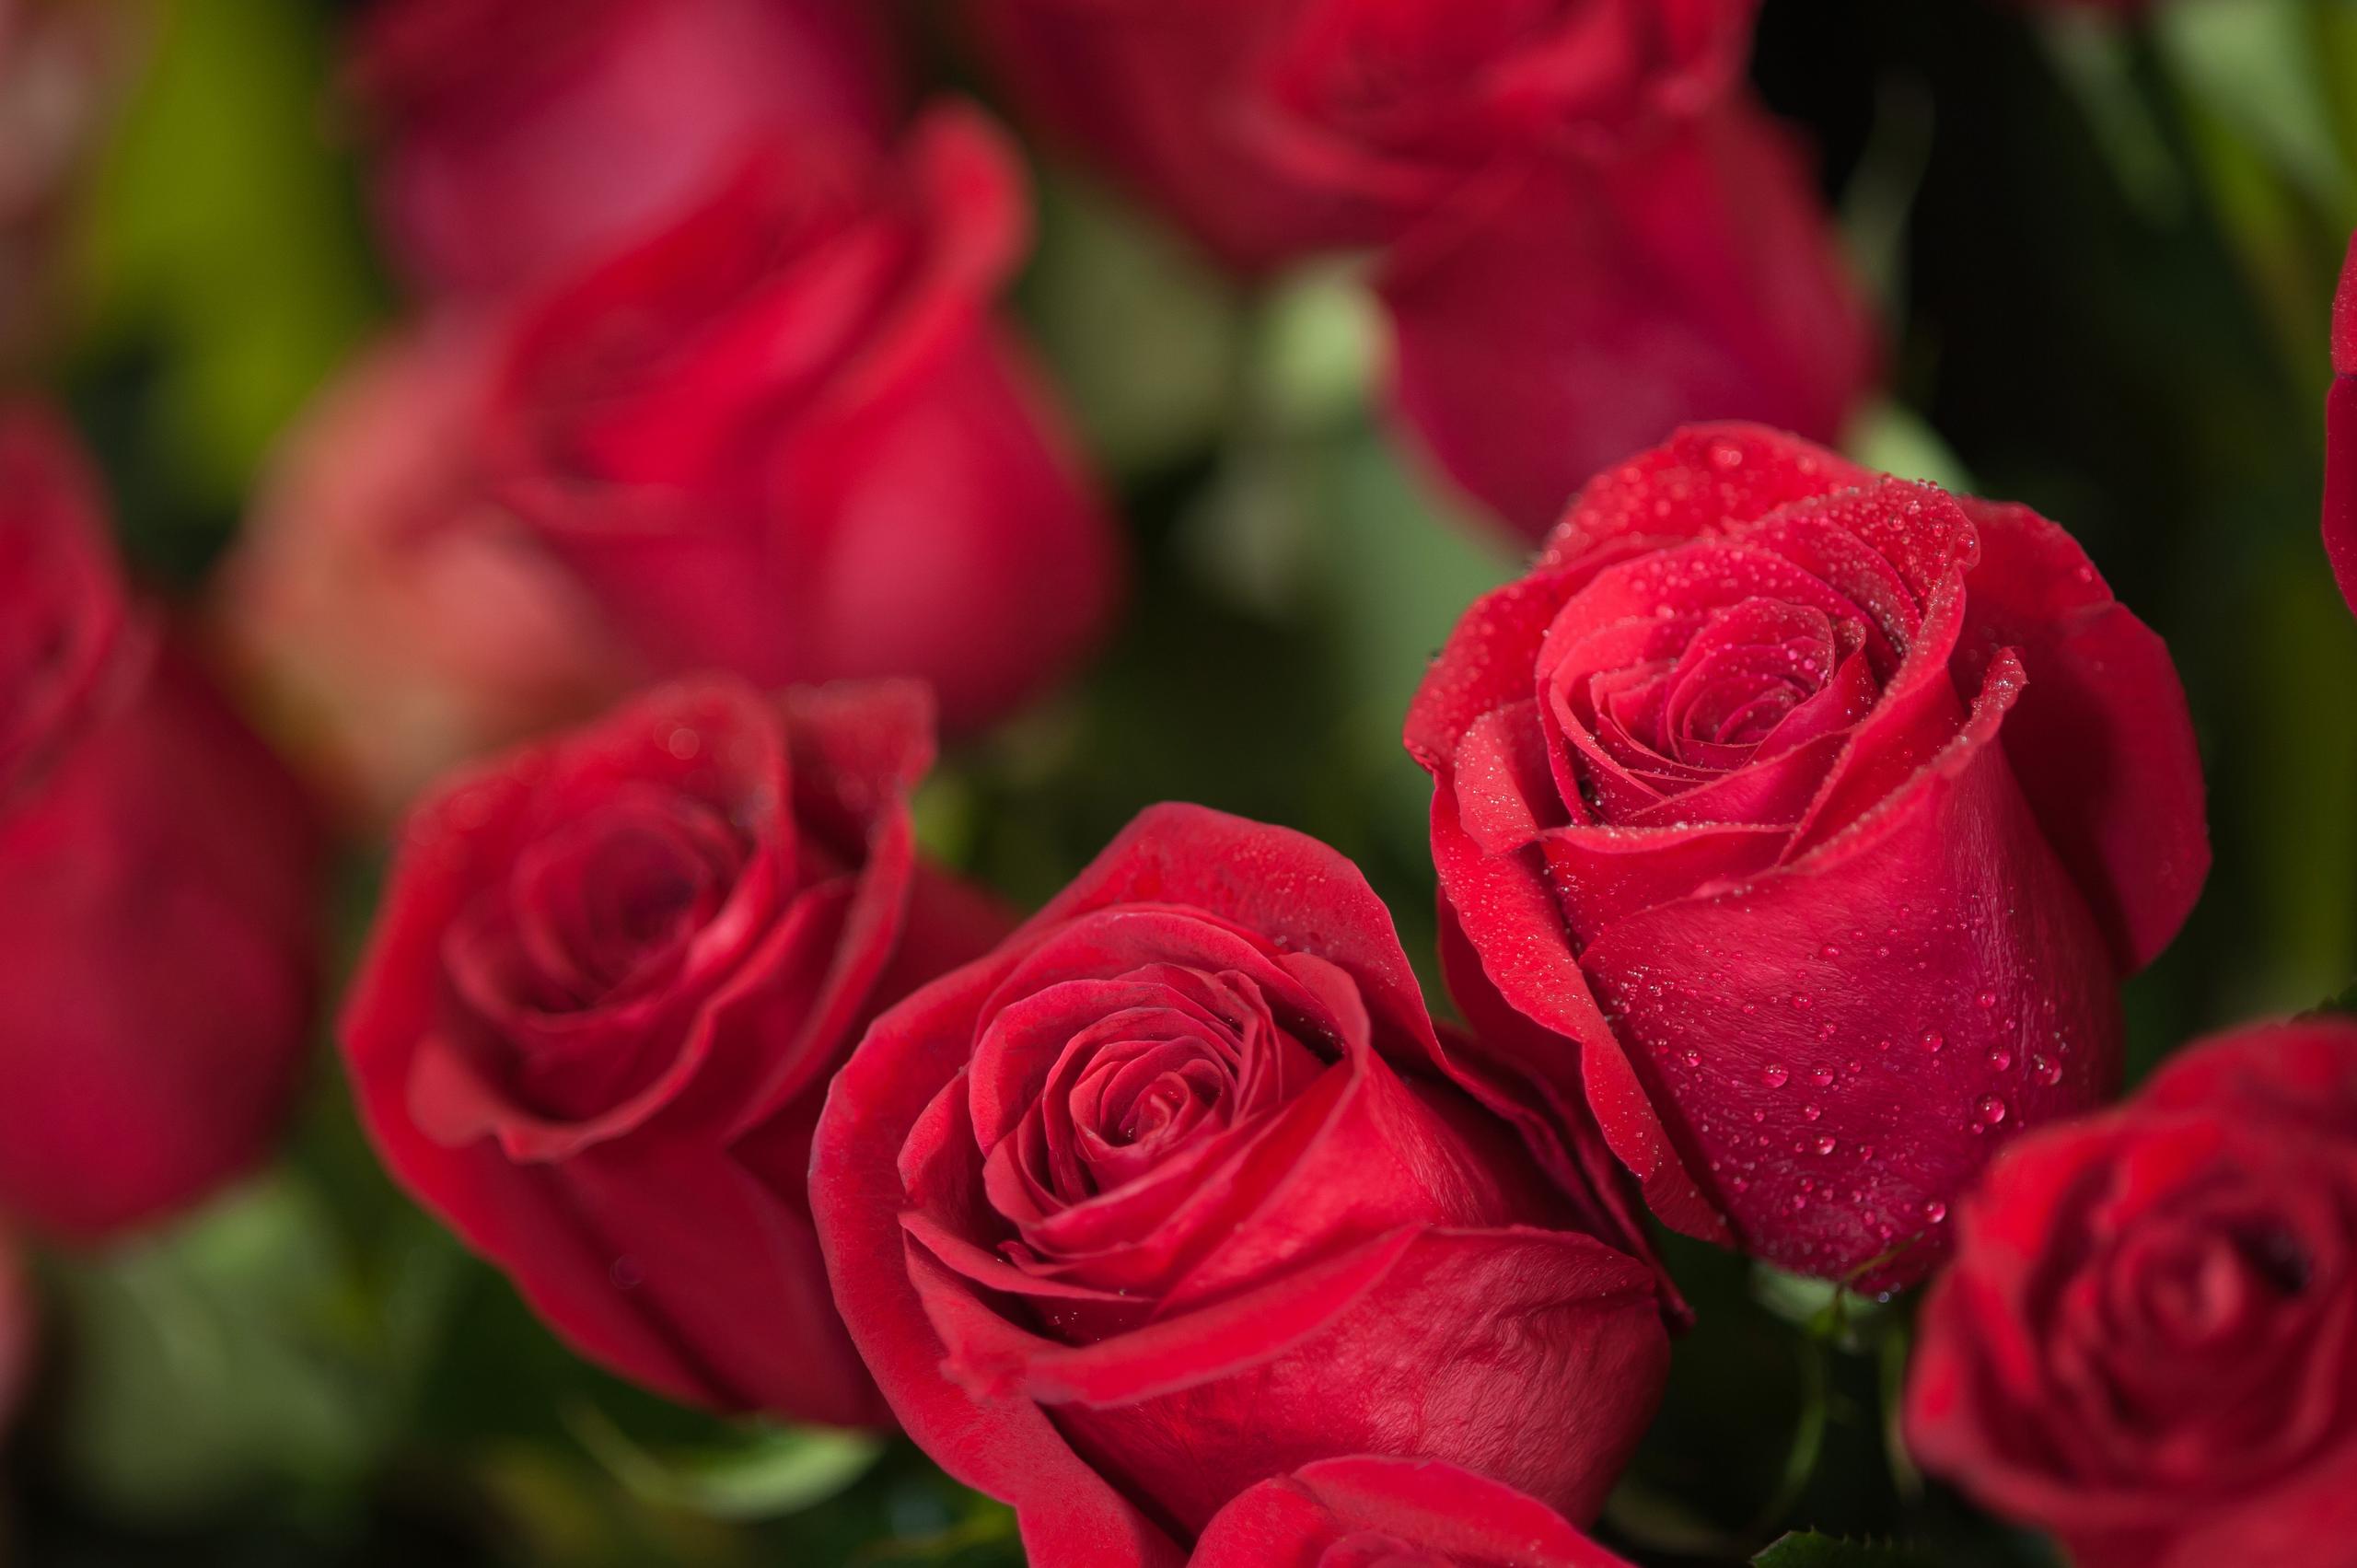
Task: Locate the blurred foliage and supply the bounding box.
[7,0,2357,1563]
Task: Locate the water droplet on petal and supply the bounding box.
[1987,1046,2014,1072]
[1761,1063,1790,1088]
[1813,1135,1837,1156]
[1808,1064,1834,1086]
[1974,1094,2008,1128]
[1922,1200,1948,1224]
[1975,990,1998,1010]
[1920,1030,1945,1053]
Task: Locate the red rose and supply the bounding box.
[0,406,324,1239]
[484,106,1121,733]
[1190,1457,1636,1567]
[1906,1016,2357,1568]
[811,804,1669,1567]
[965,0,1872,536]
[1379,99,1879,540]
[351,0,900,296]
[2325,232,2357,621]
[964,0,1755,271]
[340,676,1007,1423]
[220,320,634,822]
[1406,424,2208,1286]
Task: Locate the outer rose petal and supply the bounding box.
[775,325,1123,730]
[1429,784,1730,1246]
[1955,497,2207,972]
[1381,99,1878,540]
[2326,232,2357,620]
[0,637,323,1239]
[1190,1456,1637,1568]
[1045,1227,1664,1534]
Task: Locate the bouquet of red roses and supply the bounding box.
[0,2,2351,1566]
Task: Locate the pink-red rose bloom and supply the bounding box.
[340,677,1008,1423]
[220,319,634,823]
[484,105,1120,733]
[351,0,900,296]
[1190,1457,1636,1567]
[1407,424,2208,1287]
[1378,99,1878,540]
[963,0,1875,538]
[1906,1016,2357,1568]
[0,406,324,1239]
[963,0,1757,271]
[2325,231,2357,621]
[811,804,1670,1567]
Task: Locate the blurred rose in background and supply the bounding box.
[351,0,901,299]
[0,406,322,1241]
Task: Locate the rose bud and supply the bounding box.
[341,677,1009,1423]
[1906,1016,2357,1568]
[1407,424,2209,1288]
[484,105,1122,734]
[217,319,635,825]
[2325,231,2357,621]
[350,0,901,296]
[1190,1457,1636,1568]
[1379,99,1879,540]
[962,0,1758,272]
[0,406,325,1239]
[811,804,1669,1564]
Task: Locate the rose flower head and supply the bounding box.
[1408,424,2208,1286]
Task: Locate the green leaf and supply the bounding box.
[563,1401,886,1522]
[1844,403,1975,494]
[67,0,383,506]
[1754,1531,1947,1567]
[1019,169,1242,475]
[2158,0,2354,221]
[45,1175,406,1520]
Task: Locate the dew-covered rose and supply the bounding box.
[1408,424,2207,1285]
